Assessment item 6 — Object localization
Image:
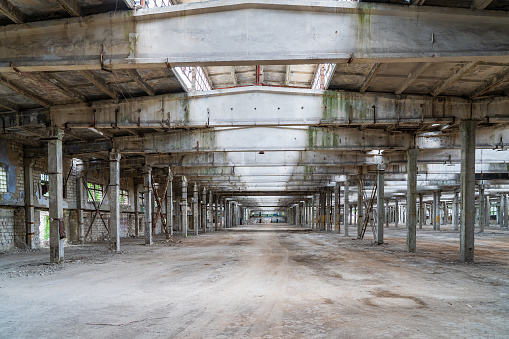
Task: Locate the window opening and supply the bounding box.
[40,173,49,197]
[119,189,129,205]
[87,182,103,202]
[39,211,50,246]
[0,166,7,193]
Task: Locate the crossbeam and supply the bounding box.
[2,0,509,72]
[51,87,509,130]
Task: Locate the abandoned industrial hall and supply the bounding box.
[0,0,508,337]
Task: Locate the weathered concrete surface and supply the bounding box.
[51,87,509,129]
[2,0,509,71]
[0,224,508,337]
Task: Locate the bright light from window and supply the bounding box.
[312,63,336,90]
[173,66,212,92]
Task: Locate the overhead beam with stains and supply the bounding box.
[1,1,509,72]
[51,87,509,129]
[112,125,509,154]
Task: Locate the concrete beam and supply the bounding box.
[394,62,431,95]
[471,0,493,10]
[471,67,509,99]
[432,62,480,97]
[56,0,83,17]
[0,0,25,24]
[2,0,509,71]
[126,69,156,96]
[113,124,509,154]
[359,63,382,93]
[0,74,52,107]
[52,87,509,130]
[78,71,118,100]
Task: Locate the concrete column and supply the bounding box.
[166,174,173,237]
[453,190,459,231]
[295,202,300,226]
[357,173,364,238]
[479,187,485,233]
[48,128,64,263]
[334,183,340,234]
[310,196,314,228]
[76,172,84,243]
[208,190,213,231]
[485,196,491,226]
[434,191,441,231]
[460,120,477,263]
[224,200,228,228]
[502,194,509,227]
[377,167,385,245]
[134,183,140,237]
[344,180,349,236]
[406,148,418,252]
[497,200,502,225]
[109,151,121,251]
[193,184,199,235]
[214,195,219,231]
[443,201,449,226]
[181,177,188,237]
[23,157,36,249]
[394,198,399,228]
[201,187,207,233]
[143,166,153,245]
[419,193,424,230]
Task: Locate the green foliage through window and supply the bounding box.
[87,182,103,202]
[119,189,129,205]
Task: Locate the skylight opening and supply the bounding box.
[312,63,336,90]
[173,66,212,92]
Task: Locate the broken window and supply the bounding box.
[119,189,129,206]
[0,166,7,193]
[40,173,49,197]
[87,182,103,202]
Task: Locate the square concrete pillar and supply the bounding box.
[143,166,153,245]
[109,151,121,251]
[181,177,188,237]
[460,120,477,263]
[377,167,385,245]
[134,183,140,237]
[406,148,418,252]
[357,173,364,238]
[48,128,64,263]
[76,173,84,243]
[334,184,340,234]
[166,173,173,237]
[479,187,485,233]
[453,190,460,231]
[23,157,36,249]
[214,195,219,231]
[343,180,349,236]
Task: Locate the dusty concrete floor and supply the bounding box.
[1,223,508,338]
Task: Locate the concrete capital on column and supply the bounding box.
[109,150,121,162]
[46,126,64,140]
[23,157,35,168]
[142,165,152,174]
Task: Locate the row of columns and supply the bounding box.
[288,120,485,263]
[45,130,232,263]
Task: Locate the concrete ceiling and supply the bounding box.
[0,0,508,210]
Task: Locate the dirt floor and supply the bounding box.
[1,223,508,338]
